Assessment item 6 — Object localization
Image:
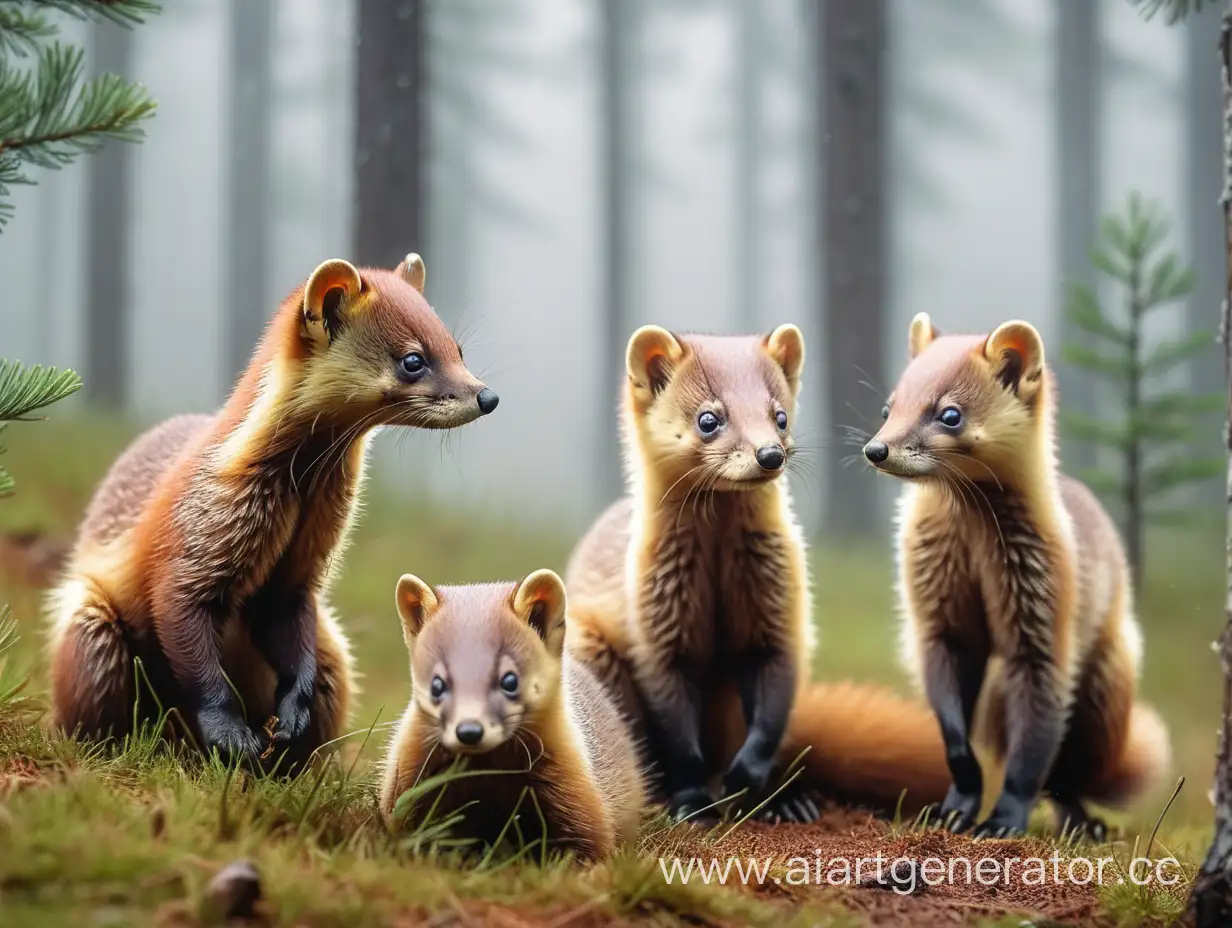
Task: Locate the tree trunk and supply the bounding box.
[225,0,272,386]
[598,0,633,501]
[1054,0,1101,474]
[821,0,886,535]
[1185,7,1232,925]
[354,0,428,270]
[1188,1,1227,504]
[735,0,760,333]
[85,18,134,408]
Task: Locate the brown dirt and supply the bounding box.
[653,806,1122,927]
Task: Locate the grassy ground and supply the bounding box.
[0,416,1223,926]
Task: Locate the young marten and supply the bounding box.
[379,570,646,861]
[863,313,1170,838]
[565,325,953,823]
[47,254,499,768]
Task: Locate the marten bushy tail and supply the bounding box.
[782,681,952,817]
[1088,702,1171,809]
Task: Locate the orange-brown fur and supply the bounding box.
[379,572,645,861]
[47,255,498,768]
[566,325,951,822]
[866,312,1170,837]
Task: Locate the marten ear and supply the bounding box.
[983,320,1046,402]
[396,253,426,295]
[395,573,439,650]
[626,326,684,408]
[908,312,939,359]
[764,324,805,396]
[511,569,567,660]
[303,259,363,347]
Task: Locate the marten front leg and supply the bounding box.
[635,660,714,821]
[160,596,264,763]
[247,587,318,748]
[723,647,795,813]
[919,629,988,832]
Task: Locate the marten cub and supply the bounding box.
[864,313,1170,838]
[47,254,498,768]
[566,325,953,823]
[379,570,646,861]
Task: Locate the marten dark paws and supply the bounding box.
[919,787,981,833]
[669,787,720,824]
[722,749,774,802]
[753,787,822,824]
[1054,802,1109,844]
[971,796,1031,839]
[198,708,264,764]
[271,687,313,744]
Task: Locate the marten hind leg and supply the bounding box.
[48,579,138,743]
[1044,625,1135,842]
[566,608,647,748]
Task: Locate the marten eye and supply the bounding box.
[880,404,890,420]
[429,675,447,700]
[399,352,428,380]
[499,671,519,696]
[696,411,721,436]
[938,406,963,428]
[774,410,788,431]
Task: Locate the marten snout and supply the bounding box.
[477,388,499,415]
[755,443,785,471]
[454,719,485,746]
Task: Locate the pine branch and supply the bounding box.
[1076,467,1124,497]
[1066,283,1131,345]
[0,360,81,496]
[1061,342,1134,380]
[23,0,160,28]
[1128,0,1212,24]
[1140,331,1220,377]
[1145,250,1195,306]
[0,41,155,226]
[0,7,56,57]
[0,359,82,421]
[1060,409,1132,450]
[1140,392,1227,417]
[1144,456,1226,495]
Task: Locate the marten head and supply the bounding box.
[286,254,498,429]
[623,325,805,491]
[395,569,567,756]
[863,313,1051,483]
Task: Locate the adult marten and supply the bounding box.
[566,325,952,823]
[379,570,645,861]
[863,313,1170,838]
[47,254,499,767]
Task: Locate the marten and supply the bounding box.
[565,324,953,823]
[46,254,499,768]
[379,570,646,861]
[862,312,1171,838]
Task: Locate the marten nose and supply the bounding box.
[864,440,889,464]
[476,388,499,416]
[455,720,484,746]
[755,444,785,471]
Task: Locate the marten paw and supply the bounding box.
[971,796,1031,839]
[198,708,263,764]
[918,787,981,833]
[753,787,822,825]
[669,787,721,825]
[721,750,775,802]
[271,686,313,744]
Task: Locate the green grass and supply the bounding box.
[0,415,1224,926]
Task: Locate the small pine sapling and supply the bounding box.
[1060,192,1223,584]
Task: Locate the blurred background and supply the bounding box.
[0,0,1226,830]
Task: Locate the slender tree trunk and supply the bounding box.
[1125,279,1143,588]
[354,0,428,269]
[735,0,760,333]
[85,18,133,407]
[225,0,272,386]
[1188,1,1227,504]
[1055,0,1101,473]
[1186,7,1232,925]
[821,0,886,535]
[598,0,633,501]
